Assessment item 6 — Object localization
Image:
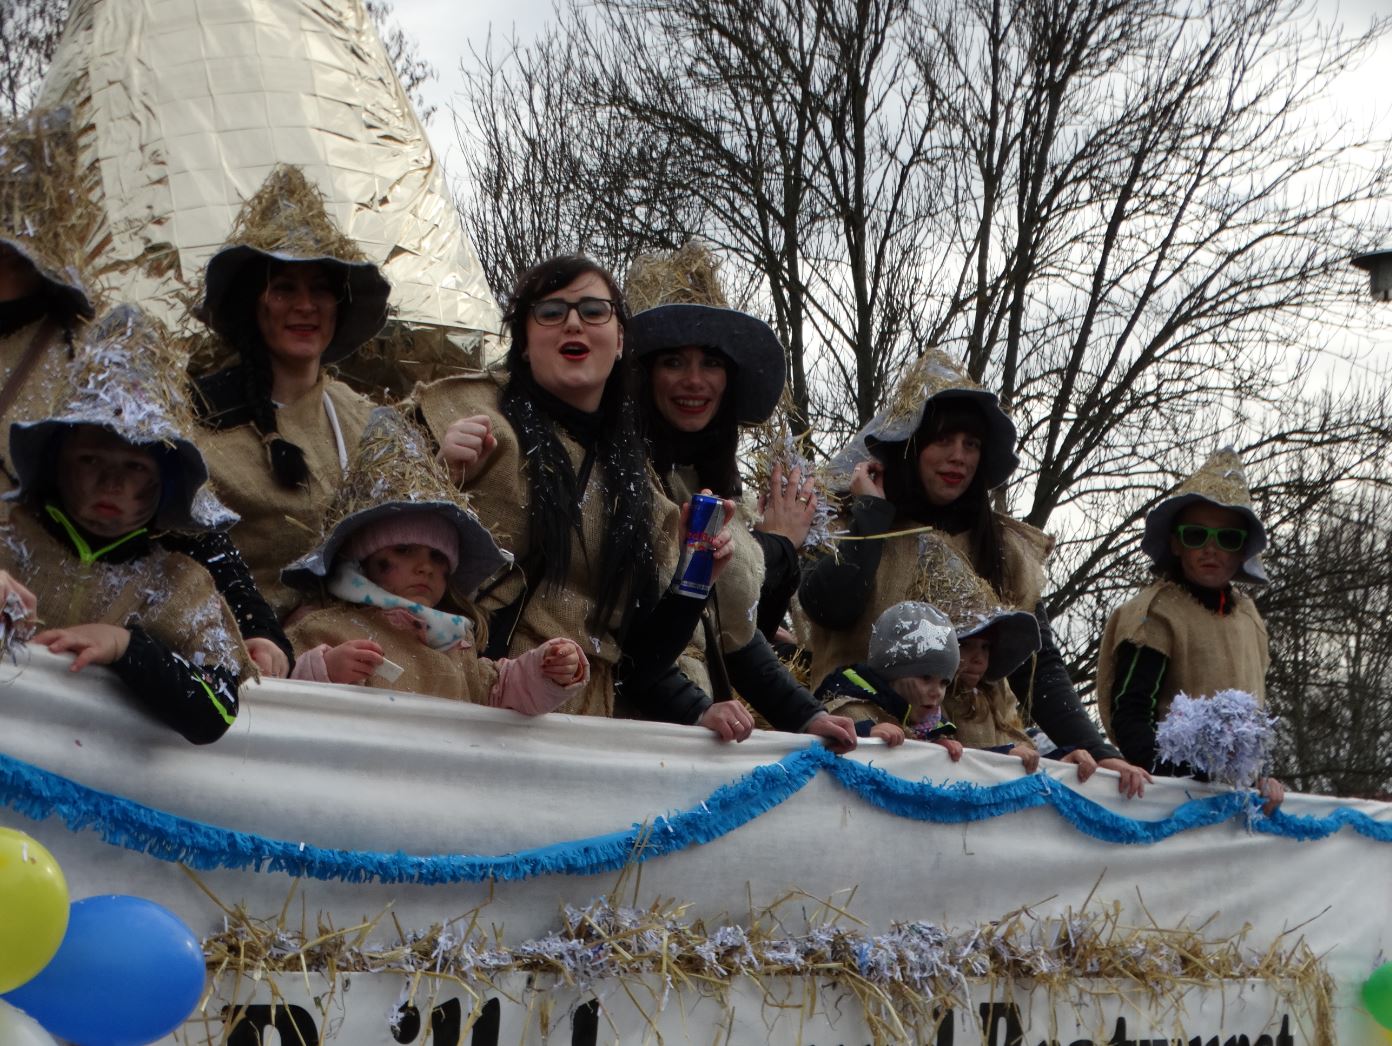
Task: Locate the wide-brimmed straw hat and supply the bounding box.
[196,166,390,363]
[1142,447,1268,584]
[281,406,510,597]
[7,304,228,532]
[626,241,785,425]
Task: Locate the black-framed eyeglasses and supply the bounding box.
[1174,524,1247,552]
[529,297,618,326]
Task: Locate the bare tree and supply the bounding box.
[0,0,68,119]
[364,0,438,123]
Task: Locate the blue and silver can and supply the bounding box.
[674,492,723,598]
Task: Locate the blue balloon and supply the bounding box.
[2,895,205,1046]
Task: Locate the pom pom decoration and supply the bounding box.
[1155,689,1278,789]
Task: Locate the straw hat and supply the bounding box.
[7,304,228,531]
[827,349,1018,492]
[196,165,390,362]
[626,241,785,425]
[1142,447,1267,584]
[281,406,510,597]
[0,107,96,320]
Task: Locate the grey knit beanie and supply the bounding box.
[868,601,960,681]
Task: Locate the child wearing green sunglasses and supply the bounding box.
[1093,448,1283,813]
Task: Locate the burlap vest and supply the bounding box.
[807,512,1053,690]
[287,602,499,701]
[1094,581,1269,742]
[662,465,763,698]
[414,372,679,717]
[944,681,1033,749]
[0,318,79,502]
[196,374,373,620]
[0,506,251,678]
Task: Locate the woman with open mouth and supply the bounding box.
[415,255,751,740]
[799,350,1151,796]
[189,166,391,629]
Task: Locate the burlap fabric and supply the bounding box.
[197,373,373,619]
[944,682,1033,750]
[288,603,502,702]
[414,371,681,717]
[807,515,1052,691]
[662,465,762,697]
[0,506,251,679]
[1094,580,1270,743]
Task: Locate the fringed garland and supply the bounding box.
[0,746,1389,886]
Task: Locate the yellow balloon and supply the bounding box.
[0,827,69,994]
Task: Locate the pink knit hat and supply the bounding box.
[339,511,460,571]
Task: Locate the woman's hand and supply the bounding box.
[324,639,384,685]
[698,700,754,742]
[0,570,37,620]
[934,737,965,761]
[246,637,289,678]
[869,722,904,746]
[1057,748,1098,781]
[1008,744,1040,773]
[680,491,739,585]
[1258,776,1285,816]
[35,623,131,671]
[1096,757,1151,798]
[540,638,585,686]
[757,464,818,547]
[438,414,498,486]
[806,713,858,752]
[849,460,886,499]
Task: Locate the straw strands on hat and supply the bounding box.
[625,239,729,314]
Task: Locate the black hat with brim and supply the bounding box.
[629,303,786,424]
[0,235,94,321]
[197,245,391,364]
[1142,492,1268,585]
[955,606,1041,682]
[861,387,1020,492]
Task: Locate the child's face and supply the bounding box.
[56,426,161,537]
[1169,503,1248,590]
[361,543,450,607]
[891,674,949,723]
[957,635,991,689]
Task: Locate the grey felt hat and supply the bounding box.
[868,601,961,681]
[826,349,1019,492]
[196,166,390,364]
[628,303,786,425]
[1142,447,1268,585]
[7,305,228,532]
[281,407,511,597]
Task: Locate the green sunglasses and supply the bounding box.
[1174,523,1248,553]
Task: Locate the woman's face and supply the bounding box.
[1169,503,1248,590]
[523,271,623,413]
[916,430,982,506]
[650,347,728,432]
[255,263,339,370]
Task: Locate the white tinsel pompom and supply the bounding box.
[1155,689,1278,788]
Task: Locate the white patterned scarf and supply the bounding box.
[327,563,474,651]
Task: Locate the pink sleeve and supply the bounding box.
[291,644,334,683]
[486,638,590,716]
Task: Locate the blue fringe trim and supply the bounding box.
[0,747,1387,885]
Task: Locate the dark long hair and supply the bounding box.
[635,350,742,497]
[880,399,1009,597]
[499,255,658,626]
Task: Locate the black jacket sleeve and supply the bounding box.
[159,531,293,662]
[751,529,800,640]
[109,626,240,745]
[616,588,705,697]
[797,495,897,630]
[723,632,822,733]
[1108,640,1170,770]
[1008,601,1123,762]
[620,664,713,725]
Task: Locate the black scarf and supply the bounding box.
[0,294,50,339]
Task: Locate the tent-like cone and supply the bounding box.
[626,240,785,425]
[7,304,231,532]
[826,349,1018,493]
[282,406,511,598]
[907,533,1039,682]
[36,0,498,365]
[195,164,391,362]
[0,106,97,319]
[1142,447,1268,585]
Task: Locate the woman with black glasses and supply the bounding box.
[191,166,390,629]
[415,255,750,738]
[1094,447,1283,810]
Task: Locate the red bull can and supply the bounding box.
[675,493,723,598]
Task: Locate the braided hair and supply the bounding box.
[499,255,659,629]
